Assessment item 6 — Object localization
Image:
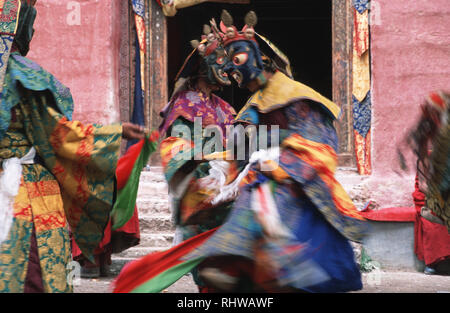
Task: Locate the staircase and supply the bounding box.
[112,166,175,266]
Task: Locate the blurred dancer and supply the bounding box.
[187,10,368,293]
[158,24,238,292]
[400,91,450,275]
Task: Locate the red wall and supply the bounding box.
[366,0,450,207]
[27,0,122,124]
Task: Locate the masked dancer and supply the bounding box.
[158,24,239,292]
[399,91,450,276]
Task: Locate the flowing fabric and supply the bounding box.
[112,134,158,230]
[398,91,449,232]
[426,114,450,232]
[113,228,217,293]
[0,54,122,292]
[72,133,159,266]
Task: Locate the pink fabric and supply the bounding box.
[412,175,450,266]
[415,216,450,265]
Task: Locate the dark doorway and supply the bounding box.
[167,0,332,113]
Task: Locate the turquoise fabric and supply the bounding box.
[0,53,73,140]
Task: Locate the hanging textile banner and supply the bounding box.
[353,9,369,58]
[353,0,370,14]
[352,1,372,175]
[353,51,370,102]
[132,0,145,17]
[127,0,147,148]
[132,0,146,87]
[353,92,372,175]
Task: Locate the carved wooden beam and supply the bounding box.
[332,0,355,167]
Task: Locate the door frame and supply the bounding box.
[142,0,355,167]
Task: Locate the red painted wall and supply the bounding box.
[27,0,122,124]
[366,0,450,207]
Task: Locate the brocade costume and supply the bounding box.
[0,1,124,292]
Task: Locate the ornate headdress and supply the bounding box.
[217,10,258,47]
[210,10,292,79]
[169,23,230,101]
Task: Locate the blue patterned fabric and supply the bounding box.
[353,0,370,14]
[183,100,366,292]
[0,53,73,140]
[185,178,363,292]
[352,92,371,138]
[132,0,145,17]
[284,102,338,151]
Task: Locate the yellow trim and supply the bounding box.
[13,0,21,34]
[283,134,338,173]
[238,71,341,119]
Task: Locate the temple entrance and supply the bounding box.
[146,0,354,166]
[167,0,332,113]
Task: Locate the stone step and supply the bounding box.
[136,196,170,215]
[138,233,175,248]
[140,167,165,183]
[138,214,175,233]
[115,246,168,259]
[137,181,169,196]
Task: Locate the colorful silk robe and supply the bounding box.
[159,90,237,239]
[183,72,368,292]
[0,53,122,292]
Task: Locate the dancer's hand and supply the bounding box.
[122,123,145,140]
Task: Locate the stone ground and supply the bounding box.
[73,260,450,293]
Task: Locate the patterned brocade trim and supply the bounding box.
[0,218,32,293]
[18,95,121,262]
[36,228,72,293]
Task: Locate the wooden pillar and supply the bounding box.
[119,1,132,155]
[147,0,168,131]
[332,0,355,167]
[147,0,168,164]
